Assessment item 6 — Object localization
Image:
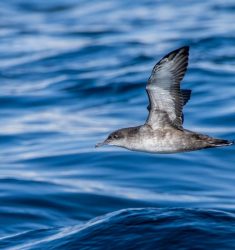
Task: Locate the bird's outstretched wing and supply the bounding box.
[146,46,191,130]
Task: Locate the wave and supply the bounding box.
[1,208,235,249]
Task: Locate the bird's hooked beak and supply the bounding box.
[95,139,110,148]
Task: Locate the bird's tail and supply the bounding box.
[209,138,234,147]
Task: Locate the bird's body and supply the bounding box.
[108,125,232,154]
[96,46,233,153]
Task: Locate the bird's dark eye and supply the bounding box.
[108,134,119,140]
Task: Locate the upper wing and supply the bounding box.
[146,46,191,130]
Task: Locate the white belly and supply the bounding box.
[126,130,188,154]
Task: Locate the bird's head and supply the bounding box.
[95,129,126,148]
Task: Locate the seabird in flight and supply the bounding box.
[96,46,233,153]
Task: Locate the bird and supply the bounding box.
[96,46,233,153]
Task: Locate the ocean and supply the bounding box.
[0,0,235,249]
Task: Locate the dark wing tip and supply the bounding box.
[179,45,190,52]
[173,46,190,54]
[153,46,190,73]
[162,45,190,61]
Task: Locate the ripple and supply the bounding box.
[1,208,235,249]
[1,0,235,247]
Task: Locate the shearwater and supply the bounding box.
[96,46,233,153]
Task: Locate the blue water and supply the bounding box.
[0,0,235,249]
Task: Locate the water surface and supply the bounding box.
[0,0,235,249]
